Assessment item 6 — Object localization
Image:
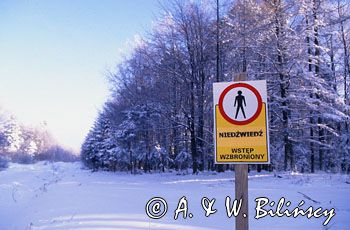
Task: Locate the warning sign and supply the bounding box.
[213,80,270,164]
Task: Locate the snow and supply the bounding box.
[0,162,349,230]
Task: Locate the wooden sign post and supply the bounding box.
[235,164,248,230]
[213,73,270,230]
[234,73,248,230]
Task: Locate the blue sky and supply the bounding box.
[0,0,161,151]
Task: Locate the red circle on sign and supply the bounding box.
[218,83,263,125]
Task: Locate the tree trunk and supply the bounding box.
[274,0,292,171]
[190,81,198,174]
[306,15,315,173]
[197,67,205,171]
[313,0,324,171]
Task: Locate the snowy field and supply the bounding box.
[0,162,349,230]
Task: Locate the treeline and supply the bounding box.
[81,0,350,174]
[0,108,77,168]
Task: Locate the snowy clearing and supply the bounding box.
[0,162,349,230]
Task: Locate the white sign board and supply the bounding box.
[213,80,270,164]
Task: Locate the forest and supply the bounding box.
[81,0,350,174]
[0,109,77,167]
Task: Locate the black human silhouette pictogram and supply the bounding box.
[234,90,246,119]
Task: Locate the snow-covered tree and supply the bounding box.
[82,0,350,174]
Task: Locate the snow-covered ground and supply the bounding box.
[0,162,349,230]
